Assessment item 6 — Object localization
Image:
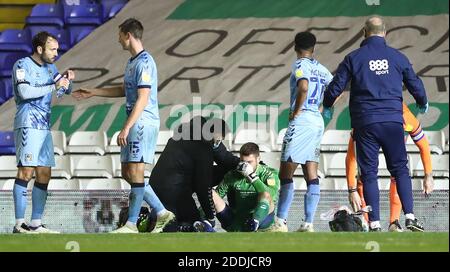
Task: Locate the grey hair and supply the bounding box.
[364,15,386,35]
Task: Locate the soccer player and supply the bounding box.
[276,32,333,232]
[72,18,174,233]
[195,142,281,232]
[323,16,428,231]
[346,103,434,231]
[11,31,74,233]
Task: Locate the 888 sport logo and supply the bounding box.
[369,59,389,75]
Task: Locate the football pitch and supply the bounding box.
[0,232,448,252]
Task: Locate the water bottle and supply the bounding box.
[56,86,66,98]
[56,74,68,98]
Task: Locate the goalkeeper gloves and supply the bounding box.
[417,102,429,114]
[322,106,333,120]
[237,161,258,183]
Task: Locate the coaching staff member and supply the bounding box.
[322,15,428,231]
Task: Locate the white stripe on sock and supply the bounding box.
[15,219,25,226]
[31,219,42,228]
[157,209,168,217]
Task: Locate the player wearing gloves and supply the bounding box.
[195,142,280,232]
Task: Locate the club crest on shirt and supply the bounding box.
[314,148,320,158]
[25,153,33,162]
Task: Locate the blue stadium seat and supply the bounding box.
[66,4,103,25]
[0,77,13,104]
[0,29,32,53]
[59,0,96,3]
[0,52,28,78]
[67,26,96,46]
[25,26,71,54]
[59,0,98,19]
[0,131,15,155]
[101,0,128,21]
[25,4,65,28]
[59,0,96,4]
[0,52,19,105]
[65,4,103,45]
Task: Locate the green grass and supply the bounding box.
[0,232,448,252]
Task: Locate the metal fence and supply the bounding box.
[0,190,448,233]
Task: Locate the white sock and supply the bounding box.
[157,209,168,218]
[125,221,137,228]
[370,221,381,229]
[276,217,286,225]
[16,219,25,226]
[30,219,42,228]
[405,213,415,220]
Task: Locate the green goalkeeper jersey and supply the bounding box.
[215,163,280,230]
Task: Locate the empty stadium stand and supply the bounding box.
[232,128,275,152]
[321,130,351,152]
[71,154,113,178]
[0,130,15,155]
[0,155,16,178]
[406,130,446,155]
[66,131,107,155]
[0,0,128,105]
[274,128,286,152]
[2,129,448,182]
[0,126,448,233]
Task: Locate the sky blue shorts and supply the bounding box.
[14,128,55,167]
[280,111,324,164]
[121,121,158,164]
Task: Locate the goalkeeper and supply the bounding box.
[196,142,280,232]
[346,102,433,232]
